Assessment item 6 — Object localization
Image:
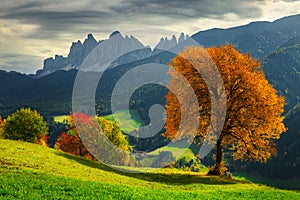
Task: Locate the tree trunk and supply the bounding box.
[208,136,224,176]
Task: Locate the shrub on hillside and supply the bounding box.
[1,108,48,143]
[173,156,202,172]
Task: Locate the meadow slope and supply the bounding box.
[0,139,299,199]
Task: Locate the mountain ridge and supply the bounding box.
[35,31,189,77]
[191,14,300,58]
[33,14,300,77]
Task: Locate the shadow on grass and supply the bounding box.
[233,172,300,191]
[55,152,248,186]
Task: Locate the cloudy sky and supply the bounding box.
[0,0,300,74]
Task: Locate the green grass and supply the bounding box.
[139,140,203,169]
[234,172,300,191]
[102,110,144,133]
[0,139,299,199]
[53,115,69,123]
[149,140,196,160]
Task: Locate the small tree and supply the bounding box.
[1,108,48,143]
[54,131,93,159]
[55,113,131,163]
[54,114,96,159]
[164,45,286,175]
[97,117,130,151]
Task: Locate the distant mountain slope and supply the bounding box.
[192,14,300,59]
[244,103,300,180]
[262,38,300,109]
[0,70,77,116]
[278,103,300,175]
[279,36,300,49]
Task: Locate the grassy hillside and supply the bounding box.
[53,115,69,123]
[137,140,202,169]
[149,140,195,160]
[102,110,144,133]
[0,139,299,199]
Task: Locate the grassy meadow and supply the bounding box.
[1,139,299,199]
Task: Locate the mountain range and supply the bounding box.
[1,14,297,114]
[36,31,189,77]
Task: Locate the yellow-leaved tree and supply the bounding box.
[164,45,286,175]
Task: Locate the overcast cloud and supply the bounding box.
[0,0,299,73]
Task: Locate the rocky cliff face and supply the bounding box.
[68,40,84,66]
[153,33,188,54]
[80,31,152,72]
[36,33,99,77]
[36,31,153,77]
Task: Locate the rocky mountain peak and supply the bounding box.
[154,33,188,52]
[83,33,97,45]
[109,31,122,38]
[87,33,95,40]
[36,32,150,77]
[80,31,150,72]
[178,32,185,43]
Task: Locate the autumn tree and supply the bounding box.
[55,113,131,163]
[1,108,48,143]
[55,114,96,160]
[55,131,94,159]
[164,45,286,175]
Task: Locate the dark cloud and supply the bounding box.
[12,1,45,11]
[5,0,298,39]
[1,10,113,39]
[2,10,109,23]
[0,0,298,35]
[0,0,265,40]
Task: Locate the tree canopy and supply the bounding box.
[164,45,286,175]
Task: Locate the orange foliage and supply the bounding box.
[35,134,49,147]
[164,45,286,174]
[54,113,96,160]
